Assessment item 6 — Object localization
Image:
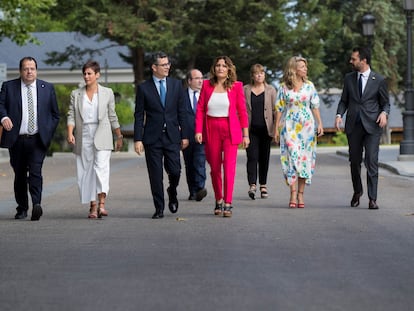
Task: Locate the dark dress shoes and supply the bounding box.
[152,209,164,219]
[167,187,179,214]
[168,201,178,214]
[31,204,43,221]
[350,192,363,207]
[15,209,28,220]
[188,194,196,201]
[368,200,379,210]
[195,188,207,202]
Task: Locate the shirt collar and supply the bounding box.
[21,80,37,88]
[359,68,371,79]
[153,76,165,84]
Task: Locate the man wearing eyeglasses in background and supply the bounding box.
[0,56,60,221]
[134,51,189,219]
[182,69,207,202]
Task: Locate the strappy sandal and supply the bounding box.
[223,205,232,217]
[260,185,268,199]
[214,201,223,216]
[289,190,297,208]
[297,191,305,208]
[248,184,256,200]
[97,193,108,218]
[98,201,108,217]
[88,201,98,219]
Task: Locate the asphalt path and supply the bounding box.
[0,149,413,311]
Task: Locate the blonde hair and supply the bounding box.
[282,56,308,89]
[249,64,266,85]
[209,56,237,89]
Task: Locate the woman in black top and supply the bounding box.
[243,64,277,199]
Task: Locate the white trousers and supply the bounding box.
[76,124,111,204]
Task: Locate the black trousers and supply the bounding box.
[347,121,381,201]
[246,127,272,186]
[144,133,181,211]
[182,142,206,196]
[9,134,47,211]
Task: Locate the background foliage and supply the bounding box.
[0,0,58,44]
[0,0,410,148]
[2,0,408,90]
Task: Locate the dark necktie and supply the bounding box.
[159,80,166,106]
[193,91,198,112]
[358,74,363,97]
[27,84,35,133]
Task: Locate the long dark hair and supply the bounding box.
[209,56,237,89]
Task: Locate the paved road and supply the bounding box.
[0,148,413,311]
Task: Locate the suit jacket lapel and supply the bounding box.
[185,89,195,115]
[36,82,43,119]
[150,79,164,109]
[78,88,86,121]
[97,85,105,120]
[353,71,360,99]
[362,71,375,99]
[16,80,23,118]
[244,84,252,110]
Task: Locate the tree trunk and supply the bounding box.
[131,46,145,85]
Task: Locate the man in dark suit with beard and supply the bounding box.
[0,56,60,220]
[134,52,189,219]
[335,47,390,210]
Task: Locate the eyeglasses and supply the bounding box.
[155,62,171,68]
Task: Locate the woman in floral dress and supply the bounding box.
[274,56,324,208]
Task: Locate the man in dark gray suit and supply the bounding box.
[335,47,390,210]
[134,52,189,219]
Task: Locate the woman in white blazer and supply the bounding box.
[67,60,123,218]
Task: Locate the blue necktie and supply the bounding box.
[193,91,198,112]
[159,80,166,107]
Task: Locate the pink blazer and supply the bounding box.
[195,80,249,145]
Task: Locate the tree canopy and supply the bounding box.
[2,0,410,94]
[0,0,58,45]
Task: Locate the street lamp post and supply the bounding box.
[400,0,414,159]
[362,13,375,51]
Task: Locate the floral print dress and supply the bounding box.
[276,81,320,185]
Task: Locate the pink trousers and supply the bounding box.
[205,117,239,204]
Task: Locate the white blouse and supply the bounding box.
[207,92,229,117]
[82,93,99,124]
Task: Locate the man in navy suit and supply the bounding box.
[0,57,60,220]
[182,69,207,201]
[335,47,390,210]
[134,52,189,219]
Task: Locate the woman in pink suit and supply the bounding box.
[195,56,249,217]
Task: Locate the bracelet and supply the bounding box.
[243,135,249,138]
[117,135,123,139]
